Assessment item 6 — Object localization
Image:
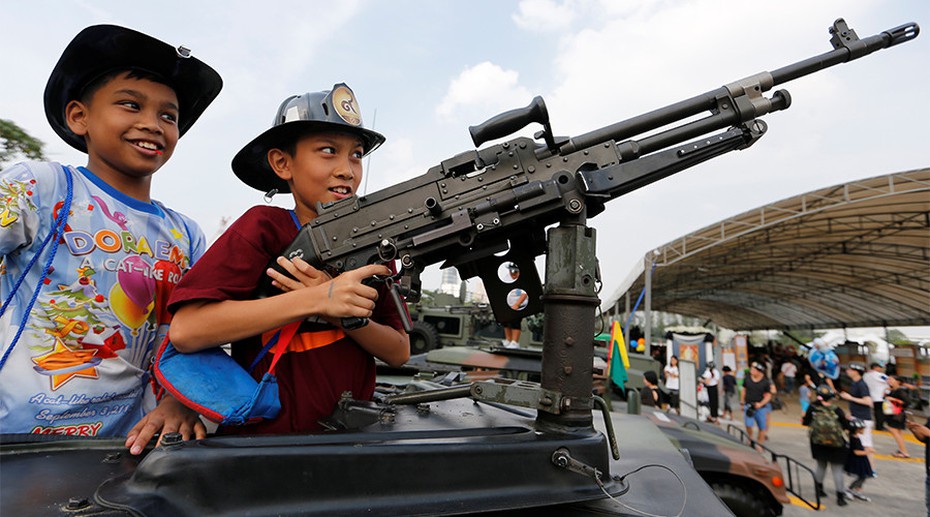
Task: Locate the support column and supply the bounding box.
[623,291,631,350]
[644,254,653,358]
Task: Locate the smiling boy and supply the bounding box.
[0,25,221,453]
[166,85,409,435]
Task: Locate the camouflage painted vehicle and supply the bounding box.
[640,410,790,517]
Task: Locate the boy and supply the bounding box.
[167,85,410,435]
[0,25,222,453]
[721,365,737,420]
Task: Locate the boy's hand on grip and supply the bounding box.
[318,264,391,324]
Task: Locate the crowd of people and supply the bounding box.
[650,347,927,510]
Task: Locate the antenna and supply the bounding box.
[362,108,378,195]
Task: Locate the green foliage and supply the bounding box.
[1,119,46,166]
[885,328,912,345]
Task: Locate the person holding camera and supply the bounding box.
[741,362,774,446]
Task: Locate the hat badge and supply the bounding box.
[331,85,362,126]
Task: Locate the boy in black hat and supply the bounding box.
[167,85,410,435]
[0,25,222,453]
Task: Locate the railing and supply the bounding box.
[726,424,821,510]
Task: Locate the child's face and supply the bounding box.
[66,72,179,183]
[273,132,364,220]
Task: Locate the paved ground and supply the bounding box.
[720,391,926,516]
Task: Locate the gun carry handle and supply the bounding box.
[469,96,550,148]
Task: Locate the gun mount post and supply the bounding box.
[536,211,600,431]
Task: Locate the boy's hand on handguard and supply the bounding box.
[267,256,331,292]
[125,395,207,455]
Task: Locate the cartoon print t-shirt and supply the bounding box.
[0,161,204,436]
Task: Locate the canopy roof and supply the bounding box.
[605,168,930,330]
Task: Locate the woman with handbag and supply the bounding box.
[884,375,911,458]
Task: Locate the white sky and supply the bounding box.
[3,0,928,334]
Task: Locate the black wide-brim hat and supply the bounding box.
[45,24,223,153]
[232,84,385,193]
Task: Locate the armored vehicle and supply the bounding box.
[398,341,797,517]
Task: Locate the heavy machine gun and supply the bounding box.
[263,18,917,327]
[259,18,917,434]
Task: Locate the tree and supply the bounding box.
[1,119,46,166]
[885,328,912,345]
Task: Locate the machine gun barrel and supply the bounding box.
[770,20,918,83]
[560,19,918,156]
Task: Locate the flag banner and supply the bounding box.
[607,321,628,387]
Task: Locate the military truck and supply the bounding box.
[407,290,542,354]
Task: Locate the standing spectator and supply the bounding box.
[700,361,720,423]
[664,355,680,414]
[803,384,850,507]
[781,359,798,394]
[905,415,930,516]
[641,371,660,407]
[500,263,525,349]
[884,375,912,458]
[721,366,738,421]
[838,362,875,456]
[863,363,889,431]
[741,362,773,446]
[799,370,815,415]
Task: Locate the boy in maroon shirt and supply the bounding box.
[167,85,409,434]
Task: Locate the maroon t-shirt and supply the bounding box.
[168,205,406,434]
